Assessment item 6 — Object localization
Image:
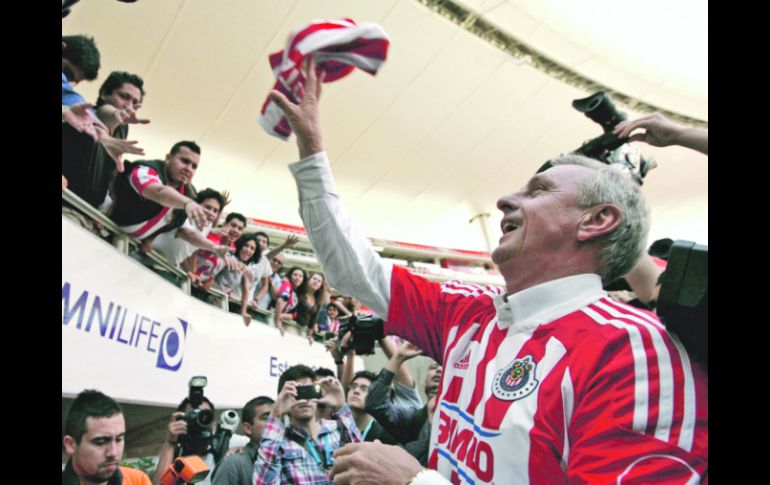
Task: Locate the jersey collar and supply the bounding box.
[494,274,605,330]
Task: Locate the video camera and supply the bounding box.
[657,241,708,369]
[174,376,239,464]
[537,91,655,185]
[337,315,385,356]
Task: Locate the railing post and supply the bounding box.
[113,234,130,255]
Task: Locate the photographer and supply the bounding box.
[151,396,216,485]
[614,112,708,309]
[254,365,361,485]
[211,396,274,485]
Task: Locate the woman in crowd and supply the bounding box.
[211,233,260,326]
[295,272,329,343]
[312,298,351,342]
[274,266,307,336]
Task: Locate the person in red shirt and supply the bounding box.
[268,59,707,485]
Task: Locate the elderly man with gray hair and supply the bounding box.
[269,58,708,485]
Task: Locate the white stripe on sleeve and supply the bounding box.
[595,300,675,443]
[581,307,649,433]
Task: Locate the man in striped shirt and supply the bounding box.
[269,60,707,484]
[109,140,209,240]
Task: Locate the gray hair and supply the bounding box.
[549,154,650,284]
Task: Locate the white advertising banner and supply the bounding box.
[62,216,360,408]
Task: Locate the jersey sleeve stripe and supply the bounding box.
[603,298,665,330]
[129,165,160,195]
[443,281,481,292]
[581,306,649,433]
[442,280,502,296]
[441,287,499,300]
[560,367,575,469]
[594,299,676,444]
[668,334,697,452]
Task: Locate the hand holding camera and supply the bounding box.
[272,380,299,418]
[316,376,345,409]
[166,412,188,445]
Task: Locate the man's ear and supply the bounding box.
[242,422,252,436]
[577,204,622,242]
[63,435,78,455]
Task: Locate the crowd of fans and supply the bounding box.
[61,19,430,484]
[61,25,368,337]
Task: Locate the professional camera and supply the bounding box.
[175,376,214,458]
[657,240,708,369]
[538,91,655,185]
[337,315,385,356]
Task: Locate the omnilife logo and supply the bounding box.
[62,281,188,371]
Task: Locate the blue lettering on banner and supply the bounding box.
[62,282,189,372]
[268,357,326,378]
[270,356,291,377]
[268,357,328,379]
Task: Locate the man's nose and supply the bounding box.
[105,441,119,459]
[496,194,518,212]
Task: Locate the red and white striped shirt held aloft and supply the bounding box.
[258,18,390,140]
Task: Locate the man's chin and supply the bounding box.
[85,467,118,483]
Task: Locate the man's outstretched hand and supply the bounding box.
[269,56,325,159]
[97,128,145,173]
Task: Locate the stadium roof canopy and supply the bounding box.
[64,0,707,252]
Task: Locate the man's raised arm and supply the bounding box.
[271,57,392,319]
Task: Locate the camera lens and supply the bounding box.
[196,408,214,427]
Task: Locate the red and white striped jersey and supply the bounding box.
[190,232,231,282]
[117,165,174,239]
[386,266,707,484]
[289,152,708,485]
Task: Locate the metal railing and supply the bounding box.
[63,189,245,314]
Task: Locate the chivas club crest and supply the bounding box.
[492,355,539,401]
